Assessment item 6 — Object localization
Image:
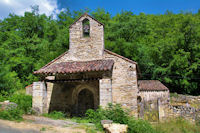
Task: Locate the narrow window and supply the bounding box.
[82,18,90,37]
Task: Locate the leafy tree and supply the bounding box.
[0,7,199,95]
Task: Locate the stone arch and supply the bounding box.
[77,89,94,115]
[72,84,99,115]
[82,18,90,37]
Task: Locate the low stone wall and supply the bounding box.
[170,94,200,109]
[159,94,200,122]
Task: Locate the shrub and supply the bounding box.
[8,93,32,114]
[0,92,32,121]
[0,94,5,102]
[0,107,23,121]
[85,103,158,133]
[43,111,65,120]
[128,118,157,133]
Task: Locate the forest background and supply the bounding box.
[0,6,200,95]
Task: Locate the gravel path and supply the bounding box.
[0,121,39,133]
[0,116,88,133]
[23,115,78,127]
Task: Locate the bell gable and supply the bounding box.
[69,13,104,61]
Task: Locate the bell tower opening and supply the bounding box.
[82,18,90,37]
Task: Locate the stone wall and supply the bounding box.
[103,52,138,115]
[159,94,200,122]
[32,81,46,114]
[99,78,112,107]
[68,14,104,61]
[139,90,169,102]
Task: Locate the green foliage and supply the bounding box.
[0,107,23,121]
[40,127,46,131]
[0,7,200,95]
[8,94,32,114]
[0,93,32,121]
[86,104,157,133]
[42,111,66,120]
[127,118,158,133]
[72,117,90,123]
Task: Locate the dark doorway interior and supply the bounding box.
[78,89,94,116]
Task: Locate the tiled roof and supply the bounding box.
[34,59,114,75]
[25,84,33,88]
[138,80,169,91]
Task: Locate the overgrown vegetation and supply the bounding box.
[0,91,32,121]
[153,118,200,133]
[42,111,66,120]
[0,6,199,95]
[86,104,157,133]
[0,107,23,121]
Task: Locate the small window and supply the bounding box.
[82,18,90,37]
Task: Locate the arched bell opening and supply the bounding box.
[82,18,90,37]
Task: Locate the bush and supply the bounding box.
[0,94,5,102]
[0,107,23,121]
[0,92,32,121]
[85,103,158,133]
[43,111,66,120]
[8,94,32,114]
[128,118,157,133]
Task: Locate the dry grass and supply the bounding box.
[153,118,200,133]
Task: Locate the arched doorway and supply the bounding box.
[78,89,94,116]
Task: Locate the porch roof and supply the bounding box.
[34,59,114,75]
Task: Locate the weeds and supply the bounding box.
[0,92,32,121]
[153,117,200,133]
[40,127,46,131]
[86,103,157,133]
[42,111,66,120]
[0,107,23,121]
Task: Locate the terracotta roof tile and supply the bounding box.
[25,84,33,88]
[138,80,169,91]
[34,59,114,75]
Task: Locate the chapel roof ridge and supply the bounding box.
[69,13,104,28]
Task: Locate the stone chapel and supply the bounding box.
[31,13,169,117]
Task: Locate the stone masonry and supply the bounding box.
[32,13,169,118]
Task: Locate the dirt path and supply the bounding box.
[0,115,95,133]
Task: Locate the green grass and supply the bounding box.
[42,111,66,120]
[72,117,90,123]
[153,118,200,133]
[40,127,46,131]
